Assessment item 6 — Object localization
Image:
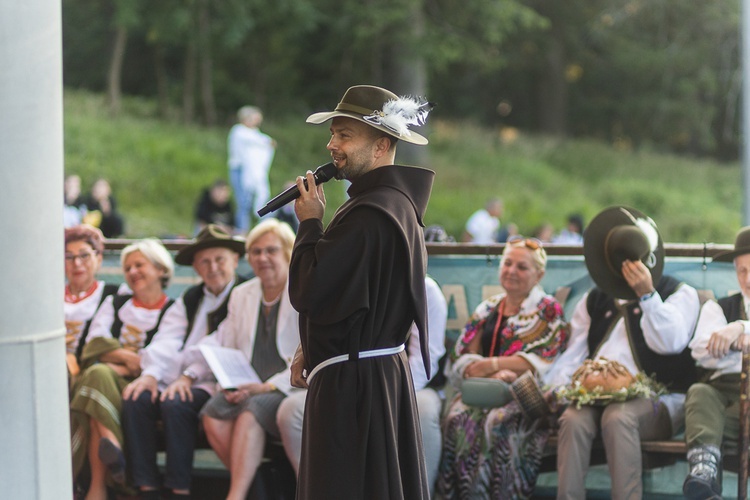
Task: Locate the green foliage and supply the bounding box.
[64,89,742,243]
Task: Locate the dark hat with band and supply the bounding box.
[713,226,750,262]
[583,206,664,300]
[175,224,246,266]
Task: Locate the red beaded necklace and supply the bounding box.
[489,298,506,357]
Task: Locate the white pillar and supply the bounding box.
[743,0,750,225]
[0,0,71,498]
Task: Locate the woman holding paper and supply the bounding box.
[182,218,300,500]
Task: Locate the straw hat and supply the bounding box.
[583,206,664,300]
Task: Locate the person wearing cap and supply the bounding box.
[180,219,300,500]
[545,206,700,500]
[287,85,435,499]
[437,236,569,499]
[682,226,750,499]
[120,225,246,499]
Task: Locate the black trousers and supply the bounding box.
[122,388,210,491]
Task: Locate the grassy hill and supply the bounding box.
[64,89,743,244]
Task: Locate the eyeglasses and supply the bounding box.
[64,252,97,263]
[249,246,282,257]
[507,236,543,250]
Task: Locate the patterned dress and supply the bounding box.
[437,285,568,499]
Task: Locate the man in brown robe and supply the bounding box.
[288,85,435,499]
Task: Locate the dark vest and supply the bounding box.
[110,294,175,348]
[182,275,247,349]
[586,275,697,392]
[718,293,745,323]
[75,283,120,360]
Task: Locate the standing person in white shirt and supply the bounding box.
[462,197,503,244]
[545,206,700,500]
[682,227,750,499]
[227,105,277,233]
[121,225,246,500]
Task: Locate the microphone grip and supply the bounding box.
[257,162,336,217]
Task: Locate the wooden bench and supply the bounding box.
[539,352,750,499]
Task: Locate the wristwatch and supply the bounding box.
[182,368,198,381]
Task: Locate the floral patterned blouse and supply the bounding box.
[452,284,569,372]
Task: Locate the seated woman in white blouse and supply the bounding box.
[64,225,120,381]
[70,238,187,500]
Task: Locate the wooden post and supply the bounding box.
[740,351,750,499]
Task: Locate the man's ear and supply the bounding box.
[373,135,392,157]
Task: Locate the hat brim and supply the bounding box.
[175,239,246,266]
[583,206,664,300]
[306,111,429,146]
[713,247,750,262]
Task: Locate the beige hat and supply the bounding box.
[175,224,245,266]
[306,85,432,145]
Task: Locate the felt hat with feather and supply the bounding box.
[306,85,433,145]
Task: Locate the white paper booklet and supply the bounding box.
[199,344,261,389]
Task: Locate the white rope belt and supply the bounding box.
[306,344,405,383]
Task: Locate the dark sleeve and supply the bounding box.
[195,190,212,223]
[288,207,398,325]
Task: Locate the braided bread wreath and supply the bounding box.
[559,357,665,408]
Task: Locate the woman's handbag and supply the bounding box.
[460,377,513,408]
[510,371,550,419]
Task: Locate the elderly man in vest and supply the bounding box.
[545,206,700,500]
[682,227,750,499]
[121,225,247,499]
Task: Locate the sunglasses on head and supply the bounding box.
[507,236,543,250]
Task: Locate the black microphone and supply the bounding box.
[257,162,338,217]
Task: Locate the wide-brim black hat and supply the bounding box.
[713,226,750,262]
[175,224,246,266]
[306,85,429,145]
[583,206,664,300]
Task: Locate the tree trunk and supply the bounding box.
[197,0,216,126]
[535,20,567,136]
[182,38,197,124]
[107,25,128,115]
[154,43,170,119]
[388,0,429,166]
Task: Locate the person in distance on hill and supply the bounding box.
[227,105,276,234]
[194,179,235,235]
[288,84,435,499]
[121,225,246,500]
[682,226,750,499]
[545,206,700,500]
[462,197,503,244]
